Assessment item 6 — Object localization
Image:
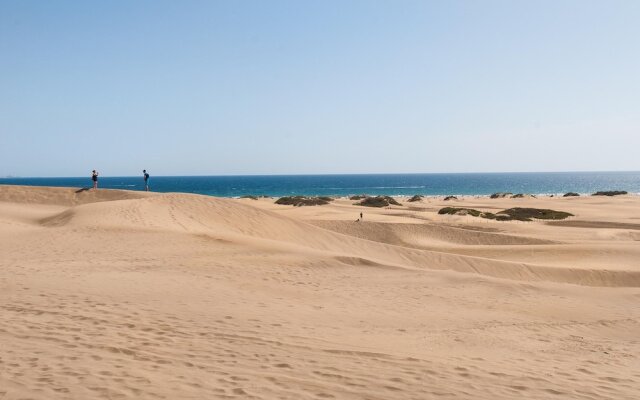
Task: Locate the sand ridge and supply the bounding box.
[1,185,639,399]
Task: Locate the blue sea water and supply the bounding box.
[1,172,639,198]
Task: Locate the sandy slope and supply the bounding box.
[1,185,639,399]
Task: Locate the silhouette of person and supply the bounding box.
[143,170,150,191]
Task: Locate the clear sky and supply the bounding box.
[1,0,639,177]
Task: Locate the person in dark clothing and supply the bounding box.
[92,170,98,189]
[143,170,150,191]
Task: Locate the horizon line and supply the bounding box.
[2,170,639,179]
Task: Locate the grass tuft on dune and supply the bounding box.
[275,196,333,206]
[355,196,402,207]
[439,207,573,221]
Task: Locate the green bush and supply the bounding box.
[499,208,573,221]
[275,196,333,206]
[355,196,402,207]
[438,207,482,217]
[490,192,513,199]
[438,207,572,221]
[592,191,627,196]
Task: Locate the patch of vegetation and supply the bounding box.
[355,196,402,208]
[511,193,536,199]
[563,192,580,197]
[349,195,367,200]
[443,195,458,201]
[438,207,482,217]
[490,192,513,199]
[439,207,498,219]
[275,196,333,206]
[499,208,573,221]
[240,195,258,200]
[407,195,424,202]
[592,191,628,196]
[384,196,402,206]
[493,214,511,221]
[438,207,572,222]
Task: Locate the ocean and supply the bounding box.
[1,172,639,198]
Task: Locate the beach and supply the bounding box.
[1,185,639,399]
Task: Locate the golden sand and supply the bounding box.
[1,185,639,399]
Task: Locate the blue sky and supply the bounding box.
[1,0,638,177]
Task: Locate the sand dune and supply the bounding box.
[1,185,639,399]
[0,184,152,206]
[13,187,640,286]
[547,220,640,230]
[310,219,555,246]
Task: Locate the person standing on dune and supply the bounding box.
[143,169,150,191]
[91,170,98,189]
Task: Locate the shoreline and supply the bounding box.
[239,192,640,199]
[2,183,638,200]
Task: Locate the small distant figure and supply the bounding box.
[143,169,150,191]
[91,170,99,189]
[360,212,363,220]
